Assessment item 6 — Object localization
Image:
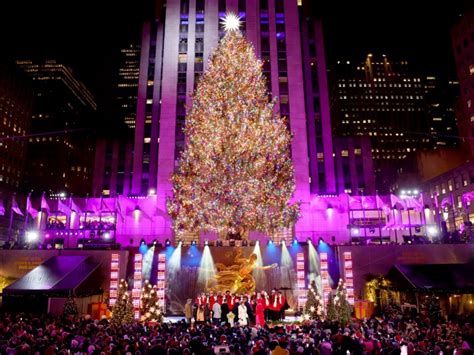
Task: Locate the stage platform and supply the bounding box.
[163,315,299,323]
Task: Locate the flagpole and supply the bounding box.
[24,193,31,241]
[7,194,14,244]
[375,190,382,245]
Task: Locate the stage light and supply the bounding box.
[103,232,111,240]
[191,240,197,246]
[140,239,146,245]
[413,189,419,195]
[427,226,438,236]
[26,230,39,243]
[178,239,183,246]
[268,239,273,245]
[255,240,259,246]
[307,237,312,244]
[165,239,171,246]
[59,192,66,198]
[148,188,156,196]
[293,239,298,245]
[352,227,360,235]
[153,239,157,246]
[204,240,209,246]
[318,237,324,244]
[280,240,286,246]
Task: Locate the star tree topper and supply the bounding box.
[220,12,242,32]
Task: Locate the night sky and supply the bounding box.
[0,0,468,110]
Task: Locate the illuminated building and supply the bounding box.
[331,54,430,191]
[0,61,33,191]
[451,9,474,157]
[16,59,97,195]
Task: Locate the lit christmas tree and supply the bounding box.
[304,280,323,320]
[110,279,134,326]
[62,294,78,317]
[334,279,352,325]
[140,280,164,323]
[326,293,337,322]
[167,13,299,239]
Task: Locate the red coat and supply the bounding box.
[209,295,218,309]
[217,295,224,305]
[196,296,207,305]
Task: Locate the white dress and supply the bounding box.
[238,304,248,326]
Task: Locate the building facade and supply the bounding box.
[0,62,33,192]
[333,137,375,195]
[117,44,141,129]
[130,0,326,239]
[331,54,430,191]
[451,9,474,157]
[16,59,97,195]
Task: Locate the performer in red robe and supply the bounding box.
[196,292,207,306]
[216,291,223,305]
[255,299,265,327]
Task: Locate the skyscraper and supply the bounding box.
[117,44,141,129]
[0,61,33,191]
[16,59,97,195]
[331,54,430,191]
[451,9,474,157]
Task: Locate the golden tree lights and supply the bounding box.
[167,22,299,238]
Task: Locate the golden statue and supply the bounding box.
[213,248,277,293]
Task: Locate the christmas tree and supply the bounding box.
[326,293,337,322]
[62,295,78,317]
[334,279,352,325]
[140,280,164,323]
[110,279,134,326]
[167,13,299,239]
[304,280,323,320]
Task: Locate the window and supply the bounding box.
[354,148,362,155]
[341,150,349,157]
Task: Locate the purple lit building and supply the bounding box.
[130,0,336,240]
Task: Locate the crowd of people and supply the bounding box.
[0,305,473,354]
[184,290,288,328]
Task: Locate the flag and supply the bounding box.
[376,195,391,214]
[361,195,375,209]
[57,199,71,215]
[70,197,82,214]
[347,195,361,209]
[26,193,38,219]
[462,191,474,204]
[100,197,113,212]
[11,196,24,216]
[405,196,423,210]
[41,193,50,212]
[441,196,452,208]
[390,194,406,209]
[116,197,124,221]
[0,199,5,216]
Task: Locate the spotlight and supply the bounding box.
[165,239,171,246]
[153,239,157,246]
[255,240,259,246]
[268,240,273,245]
[140,238,146,245]
[307,237,312,244]
[204,240,209,246]
[281,240,286,246]
[318,237,324,244]
[103,232,111,240]
[25,230,39,243]
[293,239,298,245]
[191,240,196,246]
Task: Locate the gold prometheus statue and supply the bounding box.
[213,248,277,293]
